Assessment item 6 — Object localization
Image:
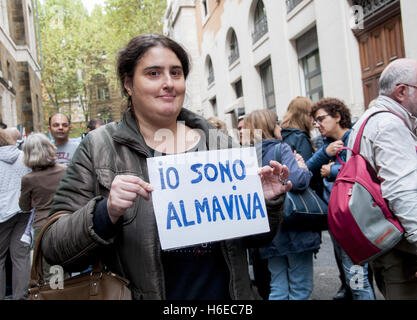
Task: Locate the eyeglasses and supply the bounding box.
[396,83,417,90]
[313,114,329,126]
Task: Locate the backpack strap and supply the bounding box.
[352,110,405,155]
[336,146,353,166]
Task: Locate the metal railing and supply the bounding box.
[352,0,397,19]
[286,0,304,13]
[251,16,268,44]
[228,50,239,66]
[207,71,215,86]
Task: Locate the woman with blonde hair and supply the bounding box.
[243,109,318,300]
[280,96,325,209]
[207,116,229,136]
[280,96,314,159]
[19,133,66,241]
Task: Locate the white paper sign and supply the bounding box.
[146,147,269,250]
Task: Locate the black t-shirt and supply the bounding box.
[161,242,230,300]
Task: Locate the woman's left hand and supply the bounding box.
[320,162,334,177]
[258,160,292,200]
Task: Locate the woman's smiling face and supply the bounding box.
[124,46,186,125]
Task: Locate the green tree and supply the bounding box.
[39,0,89,117]
[39,0,166,127]
[103,0,166,89]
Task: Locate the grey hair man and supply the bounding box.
[347,58,417,299]
[4,127,24,150]
[4,127,21,145]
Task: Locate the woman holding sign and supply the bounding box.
[40,34,292,300]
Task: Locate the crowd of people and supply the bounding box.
[0,34,416,300]
[0,116,102,299]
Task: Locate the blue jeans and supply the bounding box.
[267,251,314,300]
[333,240,375,300]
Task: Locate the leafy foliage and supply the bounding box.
[38,0,166,127]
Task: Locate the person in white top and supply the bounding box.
[347,58,417,300]
[0,129,31,300]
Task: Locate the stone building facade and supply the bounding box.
[164,0,417,129]
[0,0,43,133]
[90,75,123,124]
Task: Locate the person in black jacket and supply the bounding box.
[280,97,324,199]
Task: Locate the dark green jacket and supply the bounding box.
[42,108,284,300]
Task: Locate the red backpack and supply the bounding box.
[328,111,404,265]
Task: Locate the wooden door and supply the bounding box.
[358,15,405,108]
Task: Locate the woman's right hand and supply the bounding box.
[107,175,153,224]
[320,162,335,178]
[325,140,344,156]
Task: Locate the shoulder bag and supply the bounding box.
[27,211,132,300]
[274,143,328,231]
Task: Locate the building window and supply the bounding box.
[259,60,275,110]
[97,87,110,101]
[286,0,304,13]
[296,27,323,102]
[302,50,323,102]
[7,60,11,82]
[252,1,268,44]
[228,30,239,66]
[234,79,243,98]
[207,58,215,86]
[210,97,217,116]
[36,94,41,125]
[202,0,208,17]
[97,105,113,123]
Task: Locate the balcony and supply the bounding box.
[352,0,397,20]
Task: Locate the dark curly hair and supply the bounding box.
[311,98,351,129]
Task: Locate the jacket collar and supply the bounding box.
[112,108,235,156]
[376,95,417,133]
[322,129,351,145]
[112,108,151,157]
[281,128,308,139]
[341,129,351,143]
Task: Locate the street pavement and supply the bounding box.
[312,230,384,300]
[5,230,384,300]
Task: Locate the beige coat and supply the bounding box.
[19,163,66,227]
[347,96,417,245]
